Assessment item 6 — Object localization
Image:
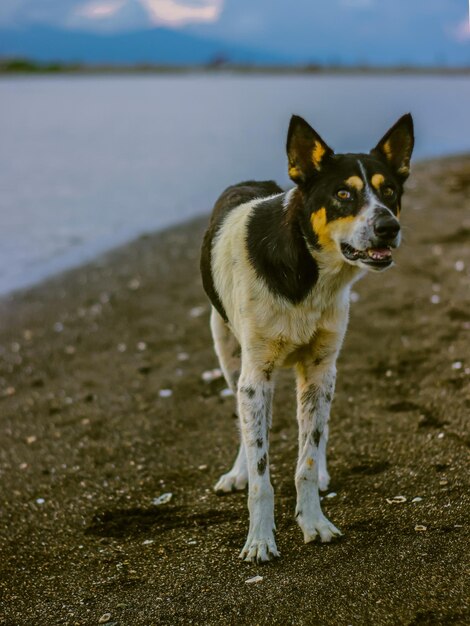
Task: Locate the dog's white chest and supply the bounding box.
[212,200,353,357]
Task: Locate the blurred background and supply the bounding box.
[0,0,469,295]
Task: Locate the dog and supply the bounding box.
[200,113,414,562]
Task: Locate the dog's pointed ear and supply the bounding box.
[286,115,334,184]
[371,113,414,181]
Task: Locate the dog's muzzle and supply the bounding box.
[340,209,401,270]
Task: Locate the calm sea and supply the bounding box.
[1,74,469,295]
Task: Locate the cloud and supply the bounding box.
[77,1,125,20]
[139,0,223,26]
[0,0,224,29]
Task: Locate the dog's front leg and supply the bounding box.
[237,366,278,562]
[295,361,342,543]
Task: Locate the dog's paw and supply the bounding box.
[298,514,342,544]
[318,470,330,491]
[239,532,280,562]
[214,471,248,494]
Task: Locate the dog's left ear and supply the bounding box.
[287,115,334,184]
[371,113,414,181]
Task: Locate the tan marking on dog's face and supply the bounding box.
[345,175,364,191]
[311,208,334,250]
[311,207,355,252]
[371,173,385,190]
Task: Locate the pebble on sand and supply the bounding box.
[245,575,264,584]
[152,493,173,506]
[189,305,206,318]
[128,278,141,290]
[220,388,234,397]
[386,495,407,504]
[159,389,173,398]
[201,368,223,382]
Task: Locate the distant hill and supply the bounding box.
[0,25,285,65]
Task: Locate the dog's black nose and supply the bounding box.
[374,212,400,240]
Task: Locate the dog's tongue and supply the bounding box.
[367,248,392,261]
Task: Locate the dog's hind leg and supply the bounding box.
[210,307,248,493]
[294,359,342,544]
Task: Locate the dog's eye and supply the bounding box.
[336,189,351,200]
[383,186,396,199]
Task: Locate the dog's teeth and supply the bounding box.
[367,248,391,261]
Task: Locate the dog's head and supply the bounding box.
[287,113,414,271]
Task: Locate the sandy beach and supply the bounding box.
[0,155,469,625]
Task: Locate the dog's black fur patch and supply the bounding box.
[200,180,282,322]
[246,193,320,304]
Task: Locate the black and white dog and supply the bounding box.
[200,114,414,562]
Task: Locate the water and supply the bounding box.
[1,74,469,295]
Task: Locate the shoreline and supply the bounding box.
[2,63,470,77]
[0,154,469,624]
[2,152,469,305]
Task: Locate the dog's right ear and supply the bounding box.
[287,115,333,184]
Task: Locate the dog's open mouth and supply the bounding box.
[340,243,393,267]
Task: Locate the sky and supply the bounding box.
[1,0,469,65]
[1,1,224,29]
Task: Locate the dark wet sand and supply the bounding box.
[0,156,469,625]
